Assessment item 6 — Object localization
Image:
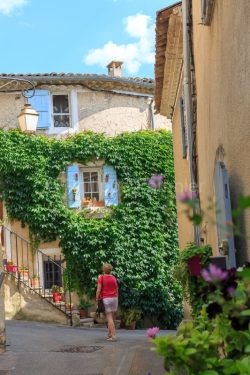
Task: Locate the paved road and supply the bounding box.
[0,321,174,375]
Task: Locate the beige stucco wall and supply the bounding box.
[191,0,250,264]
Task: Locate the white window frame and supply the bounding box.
[47,90,79,135]
[79,167,104,206]
[51,93,71,128]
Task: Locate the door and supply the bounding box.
[43,260,62,289]
[214,161,236,268]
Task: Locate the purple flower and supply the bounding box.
[201,264,228,283]
[148,175,164,189]
[147,326,160,339]
[178,190,197,202]
[227,286,236,296]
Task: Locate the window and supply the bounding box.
[28,90,78,133]
[80,168,103,207]
[67,164,118,209]
[201,0,215,26]
[82,171,100,202]
[43,260,62,289]
[52,94,70,127]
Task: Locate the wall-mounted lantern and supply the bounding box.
[0,76,38,133]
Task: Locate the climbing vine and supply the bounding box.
[0,129,182,328]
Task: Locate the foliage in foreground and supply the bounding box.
[154,266,250,374]
[0,129,182,328]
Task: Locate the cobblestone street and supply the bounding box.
[0,321,173,375]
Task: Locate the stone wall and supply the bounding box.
[4,275,68,325]
[0,88,171,136]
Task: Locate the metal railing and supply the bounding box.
[2,226,73,325]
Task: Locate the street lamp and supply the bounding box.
[0,76,38,132]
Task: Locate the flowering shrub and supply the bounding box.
[154,191,250,373]
[154,266,250,374]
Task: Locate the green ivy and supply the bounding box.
[0,129,183,328]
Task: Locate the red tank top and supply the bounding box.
[97,274,118,298]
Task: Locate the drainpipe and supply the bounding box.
[182,0,200,245]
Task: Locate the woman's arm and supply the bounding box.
[96,283,102,301]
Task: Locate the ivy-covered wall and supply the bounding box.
[0,129,182,328]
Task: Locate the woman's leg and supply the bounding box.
[106,311,116,338]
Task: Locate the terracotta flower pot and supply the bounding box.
[188,255,202,276]
[126,321,136,330]
[31,278,40,288]
[79,309,88,318]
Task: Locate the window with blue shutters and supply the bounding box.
[66,163,119,209]
[28,90,50,129]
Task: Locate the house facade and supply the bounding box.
[0,62,170,307]
[155,0,250,266]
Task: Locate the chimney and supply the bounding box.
[107,61,123,78]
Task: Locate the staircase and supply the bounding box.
[2,226,73,325]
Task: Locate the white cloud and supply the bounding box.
[84,13,155,75]
[0,0,27,15]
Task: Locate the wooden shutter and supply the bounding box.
[28,90,50,129]
[214,161,236,268]
[67,164,81,209]
[103,165,118,206]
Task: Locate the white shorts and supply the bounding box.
[103,297,118,313]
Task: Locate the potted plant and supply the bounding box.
[31,275,40,288]
[123,309,142,330]
[92,197,105,208]
[78,298,92,318]
[6,260,17,273]
[19,264,29,279]
[181,243,212,276]
[51,285,63,302]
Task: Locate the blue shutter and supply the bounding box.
[214,162,236,268]
[67,164,81,209]
[28,90,50,129]
[103,165,118,206]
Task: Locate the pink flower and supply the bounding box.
[201,264,228,283]
[147,327,160,339]
[148,175,164,189]
[178,190,197,202]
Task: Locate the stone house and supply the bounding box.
[0,61,170,323]
[155,0,250,267]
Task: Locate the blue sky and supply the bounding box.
[0,0,175,78]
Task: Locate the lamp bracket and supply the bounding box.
[0,76,36,98]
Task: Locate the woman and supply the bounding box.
[96,263,118,341]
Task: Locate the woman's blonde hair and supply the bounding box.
[102,263,113,274]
